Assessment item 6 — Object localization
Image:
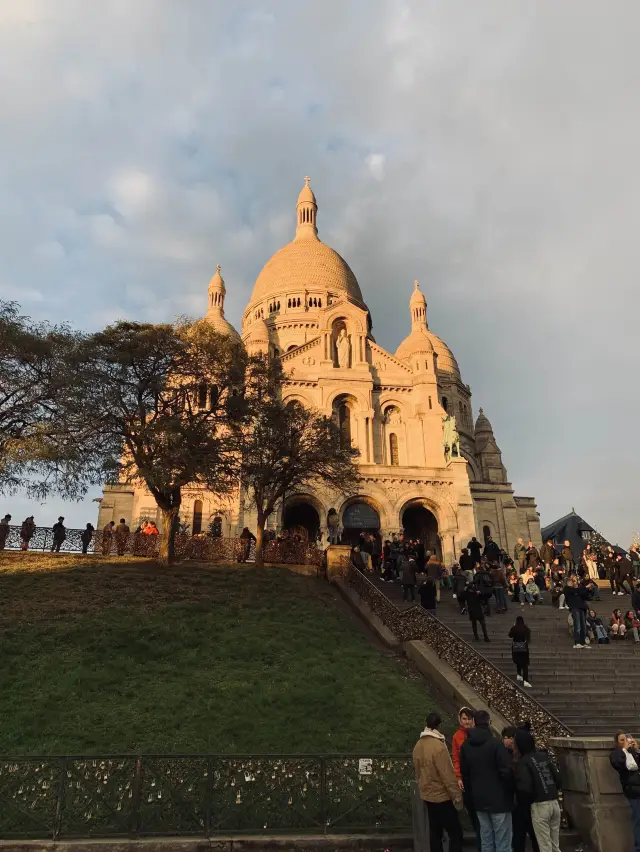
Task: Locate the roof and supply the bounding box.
[541,510,622,560]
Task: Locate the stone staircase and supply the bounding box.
[373,577,638,737]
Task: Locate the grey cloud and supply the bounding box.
[0,0,637,544]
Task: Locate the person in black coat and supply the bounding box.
[460,711,513,848]
[483,536,501,563]
[467,537,482,563]
[563,576,591,648]
[418,576,438,615]
[508,616,532,688]
[610,731,640,852]
[466,582,490,642]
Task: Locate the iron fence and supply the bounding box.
[0,753,413,839]
[0,526,323,567]
[345,563,573,749]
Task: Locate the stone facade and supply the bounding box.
[97,178,541,562]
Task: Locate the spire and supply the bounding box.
[295,175,318,240]
[409,280,428,331]
[207,265,226,317]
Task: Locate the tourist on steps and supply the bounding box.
[466,579,490,642]
[467,536,482,563]
[610,608,627,639]
[412,711,463,852]
[624,611,640,643]
[513,538,527,575]
[460,710,514,852]
[586,609,609,644]
[491,563,508,613]
[515,728,562,852]
[400,557,416,602]
[418,575,438,615]
[509,615,532,688]
[451,707,482,850]
[610,731,640,852]
[563,576,591,649]
[452,568,468,613]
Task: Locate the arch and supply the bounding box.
[482,523,492,544]
[401,503,440,560]
[322,304,367,335]
[282,391,313,409]
[192,499,203,535]
[283,501,320,542]
[340,498,381,547]
[397,496,454,539]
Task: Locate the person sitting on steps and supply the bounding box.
[624,610,640,643]
[587,609,609,644]
[610,608,627,639]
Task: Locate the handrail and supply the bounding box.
[345,562,572,747]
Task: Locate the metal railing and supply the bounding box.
[0,526,323,567]
[345,563,573,748]
[0,753,412,839]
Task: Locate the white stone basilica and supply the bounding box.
[98,179,541,562]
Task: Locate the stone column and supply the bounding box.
[550,736,636,852]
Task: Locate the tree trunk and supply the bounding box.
[254,520,265,568]
[159,505,180,565]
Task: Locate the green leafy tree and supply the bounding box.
[239,361,361,567]
[78,319,249,563]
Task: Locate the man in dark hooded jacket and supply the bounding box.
[467,536,482,563]
[460,710,513,852]
[514,729,561,852]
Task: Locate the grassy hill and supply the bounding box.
[0,553,446,754]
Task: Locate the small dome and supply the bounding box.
[475,407,493,434]
[410,280,426,307]
[206,313,241,341]
[208,265,226,294]
[297,182,316,206]
[395,327,434,360]
[246,316,270,343]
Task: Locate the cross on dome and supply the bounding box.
[304,176,311,186]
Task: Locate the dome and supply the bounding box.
[395,326,434,360]
[206,313,241,341]
[429,332,461,380]
[205,265,241,341]
[246,316,269,343]
[475,407,493,434]
[250,237,364,304]
[410,280,427,307]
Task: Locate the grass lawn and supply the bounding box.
[0,553,447,755]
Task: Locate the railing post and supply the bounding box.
[53,757,67,840]
[205,756,214,837]
[130,757,143,836]
[320,756,327,835]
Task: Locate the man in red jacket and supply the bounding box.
[451,707,481,848]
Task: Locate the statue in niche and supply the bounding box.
[384,407,402,426]
[442,414,460,461]
[327,509,341,545]
[336,329,350,368]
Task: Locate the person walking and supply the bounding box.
[452,568,468,614]
[0,513,11,550]
[412,712,464,852]
[509,615,532,688]
[460,710,514,852]
[515,728,562,852]
[51,516,66,553]
[80,523,94,555]
[610,731,640,852]
[20,516,36,551]
[401,557,417,602]
[563,575,591,649]
[466,579,490,642]
[513,538,527,575]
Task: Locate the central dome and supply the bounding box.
[251,238,363,304]
[249,178,364,305]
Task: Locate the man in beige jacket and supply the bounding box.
[412,712,464,852]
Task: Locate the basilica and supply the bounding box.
[97,178,541,562]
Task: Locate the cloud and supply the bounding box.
[0,0,637,545]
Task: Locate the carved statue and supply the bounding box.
[327,509,340,545]
[336,329,350,368]
[442,414,460,460]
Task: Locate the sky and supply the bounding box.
[1,1,638,545]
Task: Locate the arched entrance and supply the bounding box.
[283,501,320,542]
[402,503,441,560]
[341,500,381,547]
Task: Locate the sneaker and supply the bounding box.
[582,643,591,648]
[573,644,583,649]
[523,681,532,688]
[516,674,523,682]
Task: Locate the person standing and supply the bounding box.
[401,557,417,602]
[114,518,130,556]
[20,516,36,551]
[426,553,443,602]
[452,568,468,614]
[540,539,555,577]
[514,728,561,852]
[563,576,591,649]
[466,579,490,642]
[467,536,482,564]
[80,523,95,555]
[526,541,540,570]
[0,513,11,550]
[451,707,482,849]
[460,710,514,852]
[561,540,575,575]
[513,538,527,575]
[491,562,508,613]
[51,516,66,553]
[418,575,438,615]
[412,712,463,852]
[509,615,532,688]
[484,536,501,563]
[102,520,115,555]
[610,731,640,852]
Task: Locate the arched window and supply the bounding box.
[389,433,399,466]
[338,403,351,449]
[442,396,448,412]
[192,500,203,535]
[483,524,491,544]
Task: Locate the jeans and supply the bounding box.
[424,800,463,852]
[571,609,587,645]
[477,811,512,852]
[530,800,561,852]
[629,797,640,852]
[513,800,539,852]
[493,586,507,611]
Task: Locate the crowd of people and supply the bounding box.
[413,704,640,852]
[413,706,562,852]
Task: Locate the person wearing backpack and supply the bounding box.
[508,616,532,688]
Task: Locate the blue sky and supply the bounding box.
[1,1,639,545]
